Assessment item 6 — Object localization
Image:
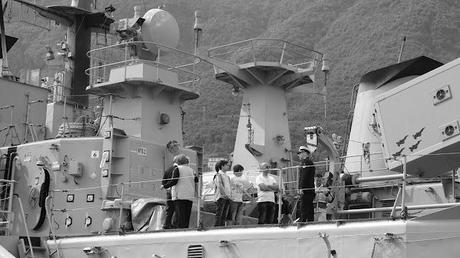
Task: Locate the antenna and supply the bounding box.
[321,55,330,125]
[193,10,203,55]
[397,36,407,63]
[24,96,44,143]
[192,10,203,91]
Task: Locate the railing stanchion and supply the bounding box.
[452,169,456,202]
[118,183,125,231]
[156,48,160,82]
[277,168,282,224]
[401,155,407,219]
[124,42,128,81]
[251,40,256,65]
[17,196,35,258]
[390,186,401,219]
[45,196,61,258]
[196,173,202,228]
[280,42,286,64]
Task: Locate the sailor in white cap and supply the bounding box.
[298,145,310,153]
[297,145,316,222]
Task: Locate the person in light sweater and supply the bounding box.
[169,154,197,228]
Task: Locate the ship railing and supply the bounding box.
[201,158,459,222]
[340,152,456,184]
[39,93,103,138]
[207,38,324,73]
[86,41,201,92]
[47,159,459,232]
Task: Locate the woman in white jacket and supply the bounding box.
[171,154,197,228]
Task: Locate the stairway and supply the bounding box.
[0,151,16,236]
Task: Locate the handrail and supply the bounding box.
[16,196,35,258]
[86,59,200,79]
[207,38,323,70]
[337,202,460,215]
[46,195,61,257]
[46,160,458,231]
[207,38,323,58]
[85,40,201,90]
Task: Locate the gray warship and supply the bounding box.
[0,1,460,257]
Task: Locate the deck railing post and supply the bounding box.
[251,40,256,65]
[156,48,161,82]
[124,42,128,81]
[401,155,407,219]
[118,183,125,230]
[17,196,35,258]
[390,186,402,219]
[452,169,456,202]
[280,42,287,64]
[196,173,202,228]
[277,168,282,224]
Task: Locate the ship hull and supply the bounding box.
[48,206,460,258]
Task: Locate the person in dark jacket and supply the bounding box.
[297,146,316,222]
[161,163,178,229]
[161,140,180,229]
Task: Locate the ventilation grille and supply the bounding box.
[187,244,204,258]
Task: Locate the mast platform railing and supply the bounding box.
[207,38,324,73]
[86,41,201,92]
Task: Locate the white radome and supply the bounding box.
[141,9,180,53]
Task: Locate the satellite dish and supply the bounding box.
[141,9,180,54]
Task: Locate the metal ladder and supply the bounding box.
[0,153,37,258]
[0,153,16,236]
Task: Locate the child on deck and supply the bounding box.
[230,164,251,225]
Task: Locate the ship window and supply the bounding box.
[187,244,204,258]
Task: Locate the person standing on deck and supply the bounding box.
[213,160,232,227]
[170,154,197,228]
[256,162,279,224]
[298,146,316,222]
[161,140,180,229]
[314,175,333,221]
[230,164,251,225]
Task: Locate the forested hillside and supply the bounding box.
[5,0,460,157]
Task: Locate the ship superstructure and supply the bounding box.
[0,1,459,258]
[0,1,203,256]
